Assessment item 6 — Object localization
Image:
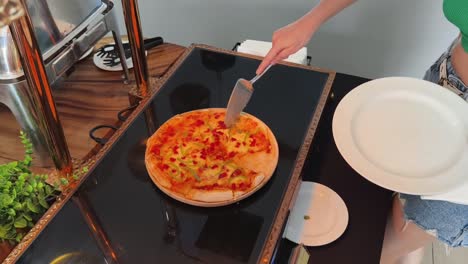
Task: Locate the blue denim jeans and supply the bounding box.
[399,42,468,248]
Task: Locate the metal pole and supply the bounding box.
[8,0,72,174]
[121,0,149,96]
[121,0,157,134]
[73,192,120,264]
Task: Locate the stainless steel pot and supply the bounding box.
[0,0,103,80]
[26,0,102,58]
[0,27,22,80]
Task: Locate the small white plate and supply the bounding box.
[93,42,147,72]
[333,77,468,195]
[284,182,348,246]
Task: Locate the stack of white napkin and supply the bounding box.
[237,40,308,65]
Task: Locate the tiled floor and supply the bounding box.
[421,242,468,264]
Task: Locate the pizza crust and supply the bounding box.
[234,190,246,198]
[253,173,265,187]
[145,156,172,189]
[233,173,265,199]
[188,189,234,202]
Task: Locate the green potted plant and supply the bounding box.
[0,132,64,243]
[0,132,85,257]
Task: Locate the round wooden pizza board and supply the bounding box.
[145,108,279,207]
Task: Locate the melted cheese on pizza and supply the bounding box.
[148,110,273,193]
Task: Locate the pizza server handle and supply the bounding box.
[250,64,272,84]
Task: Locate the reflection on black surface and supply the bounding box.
[200,50,236,72]
[48,252,103,264]
[127,139,150,182]
[20,47,330,264]
[161,199,179,244]
[200,49,236,106]
[17,203,106,264]
[195,211,263,262]
[170,83,211,114]
[72,192,120,264]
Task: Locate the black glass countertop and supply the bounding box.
[19,47,331,264]
[273,74,393,263]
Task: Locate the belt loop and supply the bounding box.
[439,58,448,81]
[438,58,464,96]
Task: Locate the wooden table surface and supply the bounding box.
[0,42,186,166]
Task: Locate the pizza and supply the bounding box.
[145,108,279,205]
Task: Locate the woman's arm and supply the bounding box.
[256,0,357,74]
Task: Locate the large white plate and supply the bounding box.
[333,77,468,195]
[284,182,348,246]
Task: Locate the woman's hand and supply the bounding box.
[256,19,316,75]
[256,0,357,75]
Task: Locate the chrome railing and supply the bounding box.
[3,0,72,174]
